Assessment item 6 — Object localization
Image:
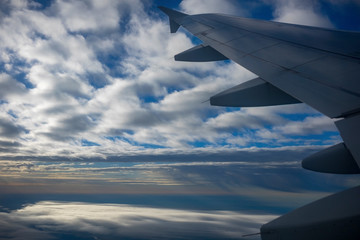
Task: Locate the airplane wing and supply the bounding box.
[159,6,360,240]
[158,6,360,174]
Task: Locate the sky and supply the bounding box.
[0,0,359,239]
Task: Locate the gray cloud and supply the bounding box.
[0,73,27,99]
[1,147,357,195]
[42,114,98,141]
[0,117,26,138]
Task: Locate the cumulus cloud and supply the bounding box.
[271,0,334,27]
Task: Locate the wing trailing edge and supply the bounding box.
[302,143,360,174]
[175,44,228,62]
[210,77,301,107]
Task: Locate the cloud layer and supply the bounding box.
[0,201,277,240]
[0,0,344,159]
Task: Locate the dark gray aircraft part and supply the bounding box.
[159,6,360,240]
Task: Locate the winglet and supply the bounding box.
[158,6,188,33]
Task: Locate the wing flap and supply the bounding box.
[302,143,360,174]
[210,77,301,107]
[175,44,228,62]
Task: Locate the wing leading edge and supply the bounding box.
[159,6,360,240]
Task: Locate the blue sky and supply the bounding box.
[0,0,359,239]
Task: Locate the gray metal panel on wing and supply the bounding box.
[252,42,325,69]
[204,14,360,58]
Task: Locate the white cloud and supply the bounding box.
[53,0,140,33]
[180,0,247,16]
[275,116,337,136]
[271,0,333,27]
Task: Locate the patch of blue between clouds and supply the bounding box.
[7,110,18,119]
[139,143,168,149]
[318,0,360,30]
[105,135,132,144]
[84,72,108,89]
[0,61,34,89]
[105,135,166,149]
[0,193,289,214]
[188,140,211,148]
[32,0,55,10]
[153,0,183,10]
[139,95,163,104]
[279,112,321,121]
[81,139,101,147]
[249,3,274,20]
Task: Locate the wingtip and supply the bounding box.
[157,6,167,12]
[158,6,188,33]
[157,6,188,19]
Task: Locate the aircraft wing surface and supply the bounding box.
[159,6,360,174]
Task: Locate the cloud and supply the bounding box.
[0,115,26,138]
[0,201,275,239]
[274,115,337,136]
[0,73,26,99]
[1,147,357,196]
[271,0,334,27]
[180,0,248,15]
[0,0,341,158]
[53,0,123,32]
